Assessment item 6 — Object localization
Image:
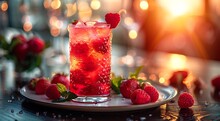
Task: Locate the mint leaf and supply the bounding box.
[52,92,77,103]
[111,73,123,94]
[52,84,77,103]
[0,35,9,50]
[8,39,20,53]
[129,66,143,79]
[65,92,77,101]
[57,83,67,94]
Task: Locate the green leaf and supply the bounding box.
[111,73,123,94]
[129,66,144,79]
[65,92,77,101]
[0,35,9,50]
[56,83,67,94]
[52,91,77,103]
[8,39,20,53]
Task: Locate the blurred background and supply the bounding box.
[1,0,220,58]
[1,0,220,89]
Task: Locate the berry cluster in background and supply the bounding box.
[0,34,45,72]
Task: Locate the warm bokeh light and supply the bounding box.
[129,30,138,39]
[90,0,101,10]
[140,0,148,10]
[78,1,90,11]
[1,1,8,11]
[139,72,147,80]
[23,21,32,32]
[159,77,165,84]
[51,0,61,10]
[169,54,187,70]
[120,55,134,67]
[66,3,77,17]
[44,0,51,9]
[50,27,60,37]
[158,0,204,17]
[124,16,134,26]
[49,16,57,26]
[149,74,157,81]
[78,1,92,21]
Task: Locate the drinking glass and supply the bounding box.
[69,22,112,103]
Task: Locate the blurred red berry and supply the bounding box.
[169,70,188,87]
[28,37,45,54]
[211,76,220,90]
[13,43,28,61]
[12,34,26,43]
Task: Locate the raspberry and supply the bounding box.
[28,78,39,90]
[211,76,220,90]
[120,79,139,98]
[131,89,151,105]
[35,78,50,95]
[70,69,86,84]
[169,70,188,87]
[144,85,159,102]
[70,43,89,58]
[92,37,109,54]
[13,43,28,61]
[51,73,70,89]
[105,13,120,29]
[80,56,98,72]
[46,84,61,100]
[28,37,45,54]
[178,92,194,108]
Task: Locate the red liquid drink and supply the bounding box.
[69,22,111,97]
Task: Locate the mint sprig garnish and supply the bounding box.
[111,66,145,94]
[111,73,123,94]
[52,83,77,103]
[129,66,143,79]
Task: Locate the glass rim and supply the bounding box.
[68,21,111,29]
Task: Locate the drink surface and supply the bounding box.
[69,22,111,96]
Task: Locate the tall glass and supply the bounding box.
[69,22,112,103]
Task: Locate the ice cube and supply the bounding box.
[75,20,85,26]
[85,21,97,27]
[94,22,109,28]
